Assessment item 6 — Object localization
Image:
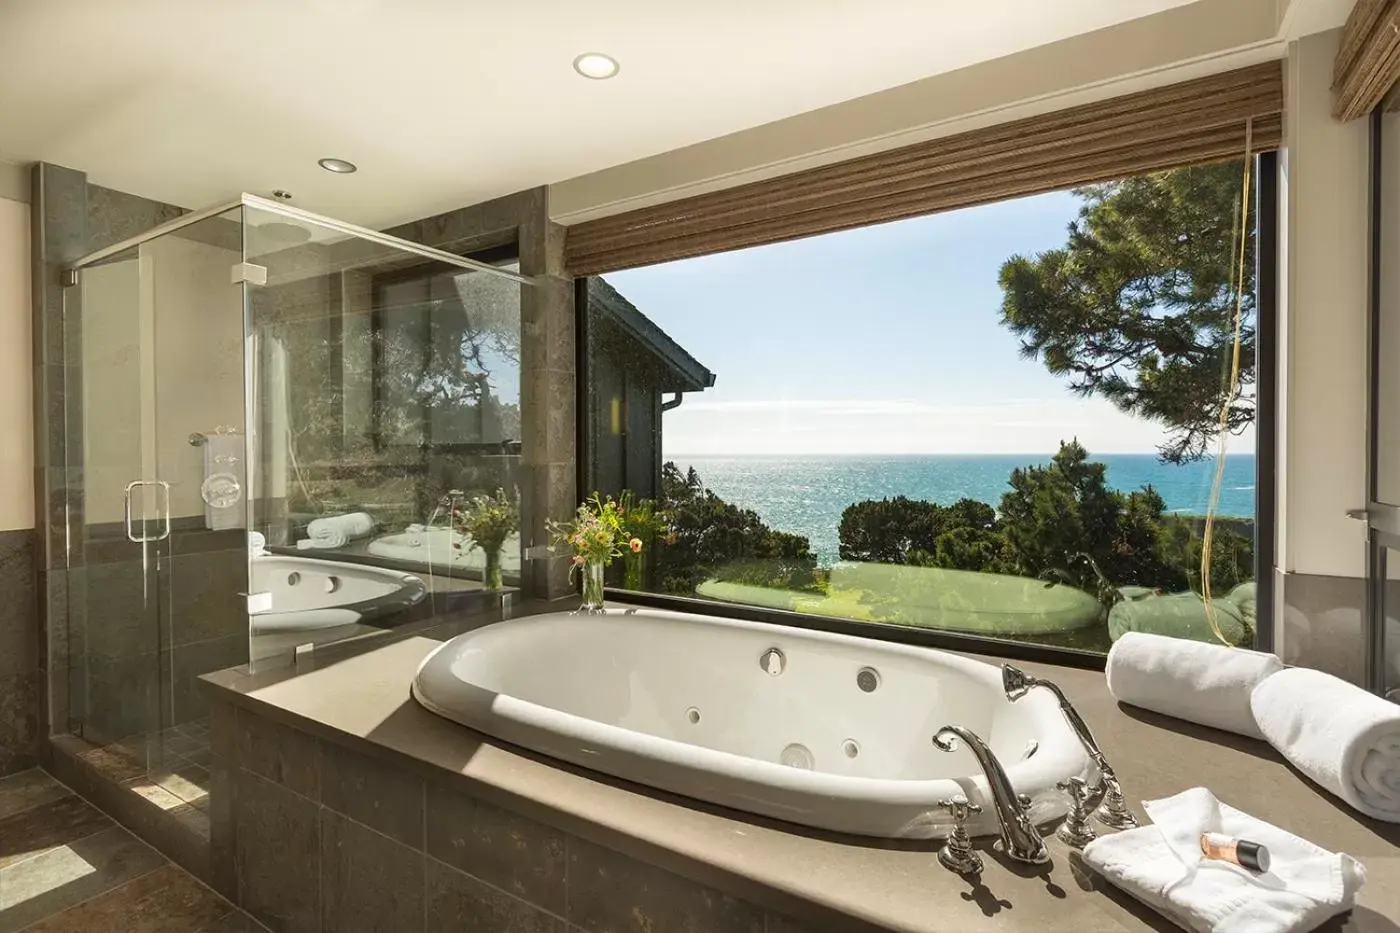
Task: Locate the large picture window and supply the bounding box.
[582,158,1268,658]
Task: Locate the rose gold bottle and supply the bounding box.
[1200,833,1271,873]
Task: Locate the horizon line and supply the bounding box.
[663,450,1258,458]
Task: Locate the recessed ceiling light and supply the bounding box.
[573,52,620,80]
[318,157,358,174]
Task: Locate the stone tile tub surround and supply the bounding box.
[204,637,1400,933]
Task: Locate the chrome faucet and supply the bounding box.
[933,725,1050,865]
[1001,665,1139,830]
[426,489,465,529]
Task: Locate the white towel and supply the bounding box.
[1106,632,1283,739]
[1251,667,1400,822]
[297,512,374,550]
[203,433,246,531]
[1082,787,1365,933]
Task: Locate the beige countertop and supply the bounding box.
[205,635,1400,932]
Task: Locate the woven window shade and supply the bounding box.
[566,62,1281,276]
[1335,0,1400,120]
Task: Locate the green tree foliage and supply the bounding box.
[836,441,1253,602]
[653,462,819,594]
[838,496,997,564]
[998,162,1254,463]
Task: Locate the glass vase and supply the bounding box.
[482,547,503,591]
[580,559,606,613]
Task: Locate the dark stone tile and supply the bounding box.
[0,768,71,819]
[320,809,424,933]
[195,909,272,932]
[19,863,230,933]
[0,671,39,777]
[170,636,248,725]
[234,706,319,799]
[425,856,564,933]
[168,549,248,648]
[208,759,236,900]
[764,913,823,933]
[0,825,165,932]
[0,794,113,869]
[85,184,185,253]
[566,837,765,933]
[425,783,565,915]
[235,769,320,933]
[209,699,236,761]
[81,559,157,659]
[320,739,423,848]
[85,654,160,743]
[0,529,36,680]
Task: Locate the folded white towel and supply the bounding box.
[297,512,374,550]
[1251,667,1400,822]
[1106,631,1283,738]
[1082,787,1365,933]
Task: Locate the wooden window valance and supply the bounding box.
[1334,0,1400,120]
[565,62,1282,276]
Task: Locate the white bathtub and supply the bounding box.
[412,608,1092,838]
[249,555,427,634]
[367,527,521,575]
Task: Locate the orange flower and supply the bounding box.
[629,538,643,553]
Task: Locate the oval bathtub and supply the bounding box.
[412,608,1092,838]
[250,555,427,634]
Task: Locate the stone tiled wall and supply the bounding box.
[0,187,37,776]
[210,698,815,933]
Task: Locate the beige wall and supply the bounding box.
[0,195,34,532]
[1278,28,1371,583]
[81,233,243,523]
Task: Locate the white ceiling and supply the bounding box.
[0,0,1212,228]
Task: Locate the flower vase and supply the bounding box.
[580,559,606,613]
[482,548,503,591]
[622,551,645,591]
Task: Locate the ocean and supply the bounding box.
[670,453,1256,567]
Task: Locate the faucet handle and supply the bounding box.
[937,794,983,876]
[1055,776,1097,849]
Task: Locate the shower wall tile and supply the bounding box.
[168,548,247,648]
[0,528,38,775]
[85,184,184,253]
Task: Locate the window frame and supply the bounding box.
[576,156,1281,671]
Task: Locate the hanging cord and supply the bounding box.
[1202,118,1254,646]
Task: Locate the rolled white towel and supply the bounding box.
[1107,631,1283,739]
[1251,667,1400,822]
[297,512,374,550]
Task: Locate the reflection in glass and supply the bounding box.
[243,207,524,661]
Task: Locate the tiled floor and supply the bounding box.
[68,720,213,842]
[0,769,262,933]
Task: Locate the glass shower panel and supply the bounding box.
[242,206,523,665]
[65,207,247,771]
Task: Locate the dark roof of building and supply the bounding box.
[588,278,716,393]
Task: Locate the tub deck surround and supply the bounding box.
[411,609,1092,838]
[201,634,1400,933]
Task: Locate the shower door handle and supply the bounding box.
[124,480,173,543]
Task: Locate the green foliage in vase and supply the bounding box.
[454,488,519,557]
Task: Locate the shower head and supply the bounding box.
[250,221,312,252]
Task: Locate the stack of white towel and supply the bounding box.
[1107,631,1400,823]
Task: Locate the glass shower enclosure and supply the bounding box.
[61,195,531,808]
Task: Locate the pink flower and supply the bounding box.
[629,538,643,553]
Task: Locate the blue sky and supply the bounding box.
[604,191,1256,457]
